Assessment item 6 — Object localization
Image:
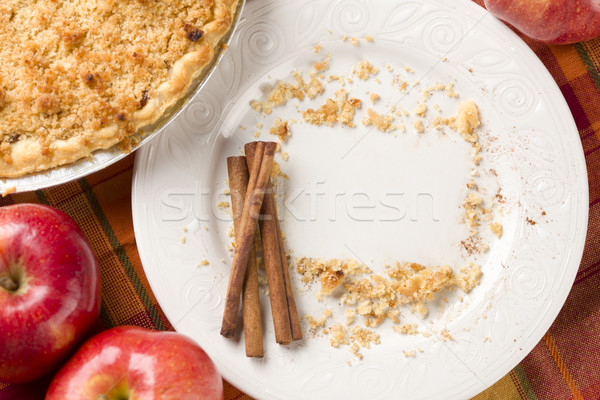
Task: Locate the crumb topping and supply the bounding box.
[302,89,362,127]
[269,117,290,142]
[363,108,395,132]
[0,0,236,176]
[352,60,379,80]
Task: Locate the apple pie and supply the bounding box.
[0,0,239,178]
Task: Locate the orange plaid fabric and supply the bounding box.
[2,2,600,399]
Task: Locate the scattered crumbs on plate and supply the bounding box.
[180,235,186,244]
[223,187,230,195]
[329,324,349,347]
[239,125,246,130]
[365,35,373,42]
[281,152,289,161]
[182,226,188,232]
[351,37,359,47]
[257,274,268,286]
[413,103,427,117]
[352,59,379,80]
[305,309,332,333]
[403,350,416,358]
[440,329,454,342]
[413,118,424,133]
[217,201,230,209]
[197,259,210,267]
[363,108,395,133]
[393,323,419,335]
[341,35,348,41]
[269,117,290,142]
[204,226,209,231]
[489,222,503,238]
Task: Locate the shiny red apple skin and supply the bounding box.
[0,203,101,384]
[485,0,600,44]
[46,326,224,400]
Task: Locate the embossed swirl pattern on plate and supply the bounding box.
[440,335,484,375]
[464,49,514,74]
[163,132,204,174]
[524,169,570,210]
[215,51,242,98]
[181,276,224,317]
[179,92,222,140]
[422,14,465,55]
[379,2,424,35]
[350,365,395,399]
[241,21,287,66]
[493,77,538,117]
[509,262,548,300]
[331,0,370,33]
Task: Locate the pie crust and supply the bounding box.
[0,0,239,178]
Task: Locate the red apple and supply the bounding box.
[484,0,600,44]
[46,326,224,400]
[0,203,101,383]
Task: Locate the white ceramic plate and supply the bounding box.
[131,0,588,399]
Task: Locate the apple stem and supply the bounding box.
[0,275,18,292]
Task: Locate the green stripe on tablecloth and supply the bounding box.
[99,304,114,328]
[37,187,115,327]
[576,42,600,93]
[35,190,50,205]
[78,177,166,331]
[513,365,539,400]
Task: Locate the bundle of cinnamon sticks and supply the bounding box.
[221,141,302,357]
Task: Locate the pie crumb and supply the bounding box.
[197,259,210,267]
[363,108,395,132]
[1,187,16,197]
[413,119,424,133]
[490,222,503,238]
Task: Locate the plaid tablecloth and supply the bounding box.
[1,2,599,399]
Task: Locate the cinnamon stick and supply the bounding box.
[227,156,264,357]
[245,142,302,343]
[275,208,303,341]
[221,142,276,338]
